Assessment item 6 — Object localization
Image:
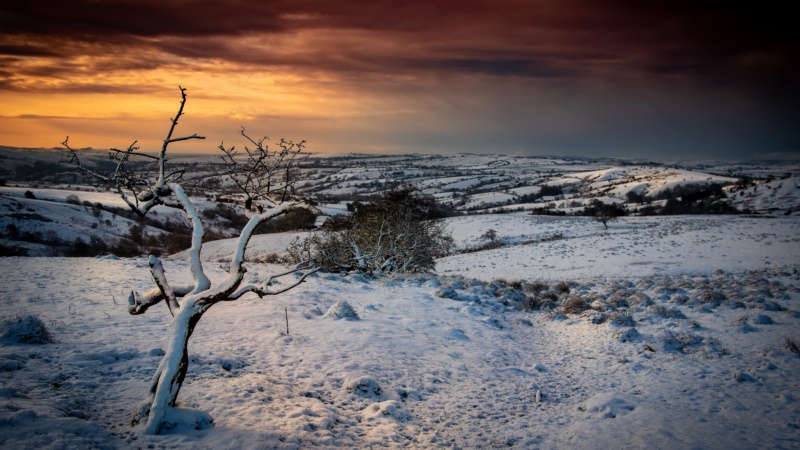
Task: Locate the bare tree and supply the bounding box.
[587,199,624,229]
[480,228,498,243]
[217,128,306,212]
[62,87,317,434]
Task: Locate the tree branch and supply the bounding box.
[170,183,211,293]
[148,256,181,316]
[228,266,319,299]
[127,284,194,315]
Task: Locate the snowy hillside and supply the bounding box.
[1,147,798,263]
[3,154,799,259]
[1,148,799,448]
[729,175,800,214]
[1,213,799,448]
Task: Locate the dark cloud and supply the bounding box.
[2,0,796,82]
[0,44,61,57]
[430,58,571,78]
[0,1,285,38]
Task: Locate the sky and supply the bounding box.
[1,0,798,160]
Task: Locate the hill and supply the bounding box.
[1,150,798,258]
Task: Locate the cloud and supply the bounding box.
[0,44,62,57]
[1,1,798,160]
[2,0,796,82]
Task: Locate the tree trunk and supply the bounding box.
[132,304,205,434]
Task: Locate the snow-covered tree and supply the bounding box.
[62,87,317,434]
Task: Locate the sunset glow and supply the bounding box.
[1,1,797,159]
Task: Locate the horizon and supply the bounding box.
[4,143,800,165]
[1,1,798,161]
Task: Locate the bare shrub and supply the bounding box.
[65,194,81,205]
[607,311,635,327]
[480,228,498,242]
[524,281,548,294]
[605,291,630,309]
[670,294,690,305]
[493,278,523,290]
[522,294,557,311]
[0,315,55,344]
[541,290,559,302]
[562,295,588,315]
[649,305,687,319]
[628,292,653,306]
[555,281,571,295]
[697,289,727,307]
[304,185,453,274]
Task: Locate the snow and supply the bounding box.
[0,186,132,208]
[440,214,800,281]
[462,192,517,209]
[1,212,799,448]
[509,185,542,196]
[730,175,800,213]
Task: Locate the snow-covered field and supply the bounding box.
[1,214,799,448]
[440,214,800,280]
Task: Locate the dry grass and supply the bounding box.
[555,281,571,295]
[562,295,588,315]
[524,281,548,294]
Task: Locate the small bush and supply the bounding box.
[522,289,560,310]
[480,229,498,242]
[65,194,81,205]
[607,312,635,327]
[541,290,559,302]
[0,315,55,344]
[555,281,571,295]
[649,305,687,319]
[305,185,454,273]
[562,295,588,315]
[524,281,548,294]
[493,278,523,290]
[23,190,36,199]
[697,290,727,307]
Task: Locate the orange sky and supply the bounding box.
[1,1,798,159]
